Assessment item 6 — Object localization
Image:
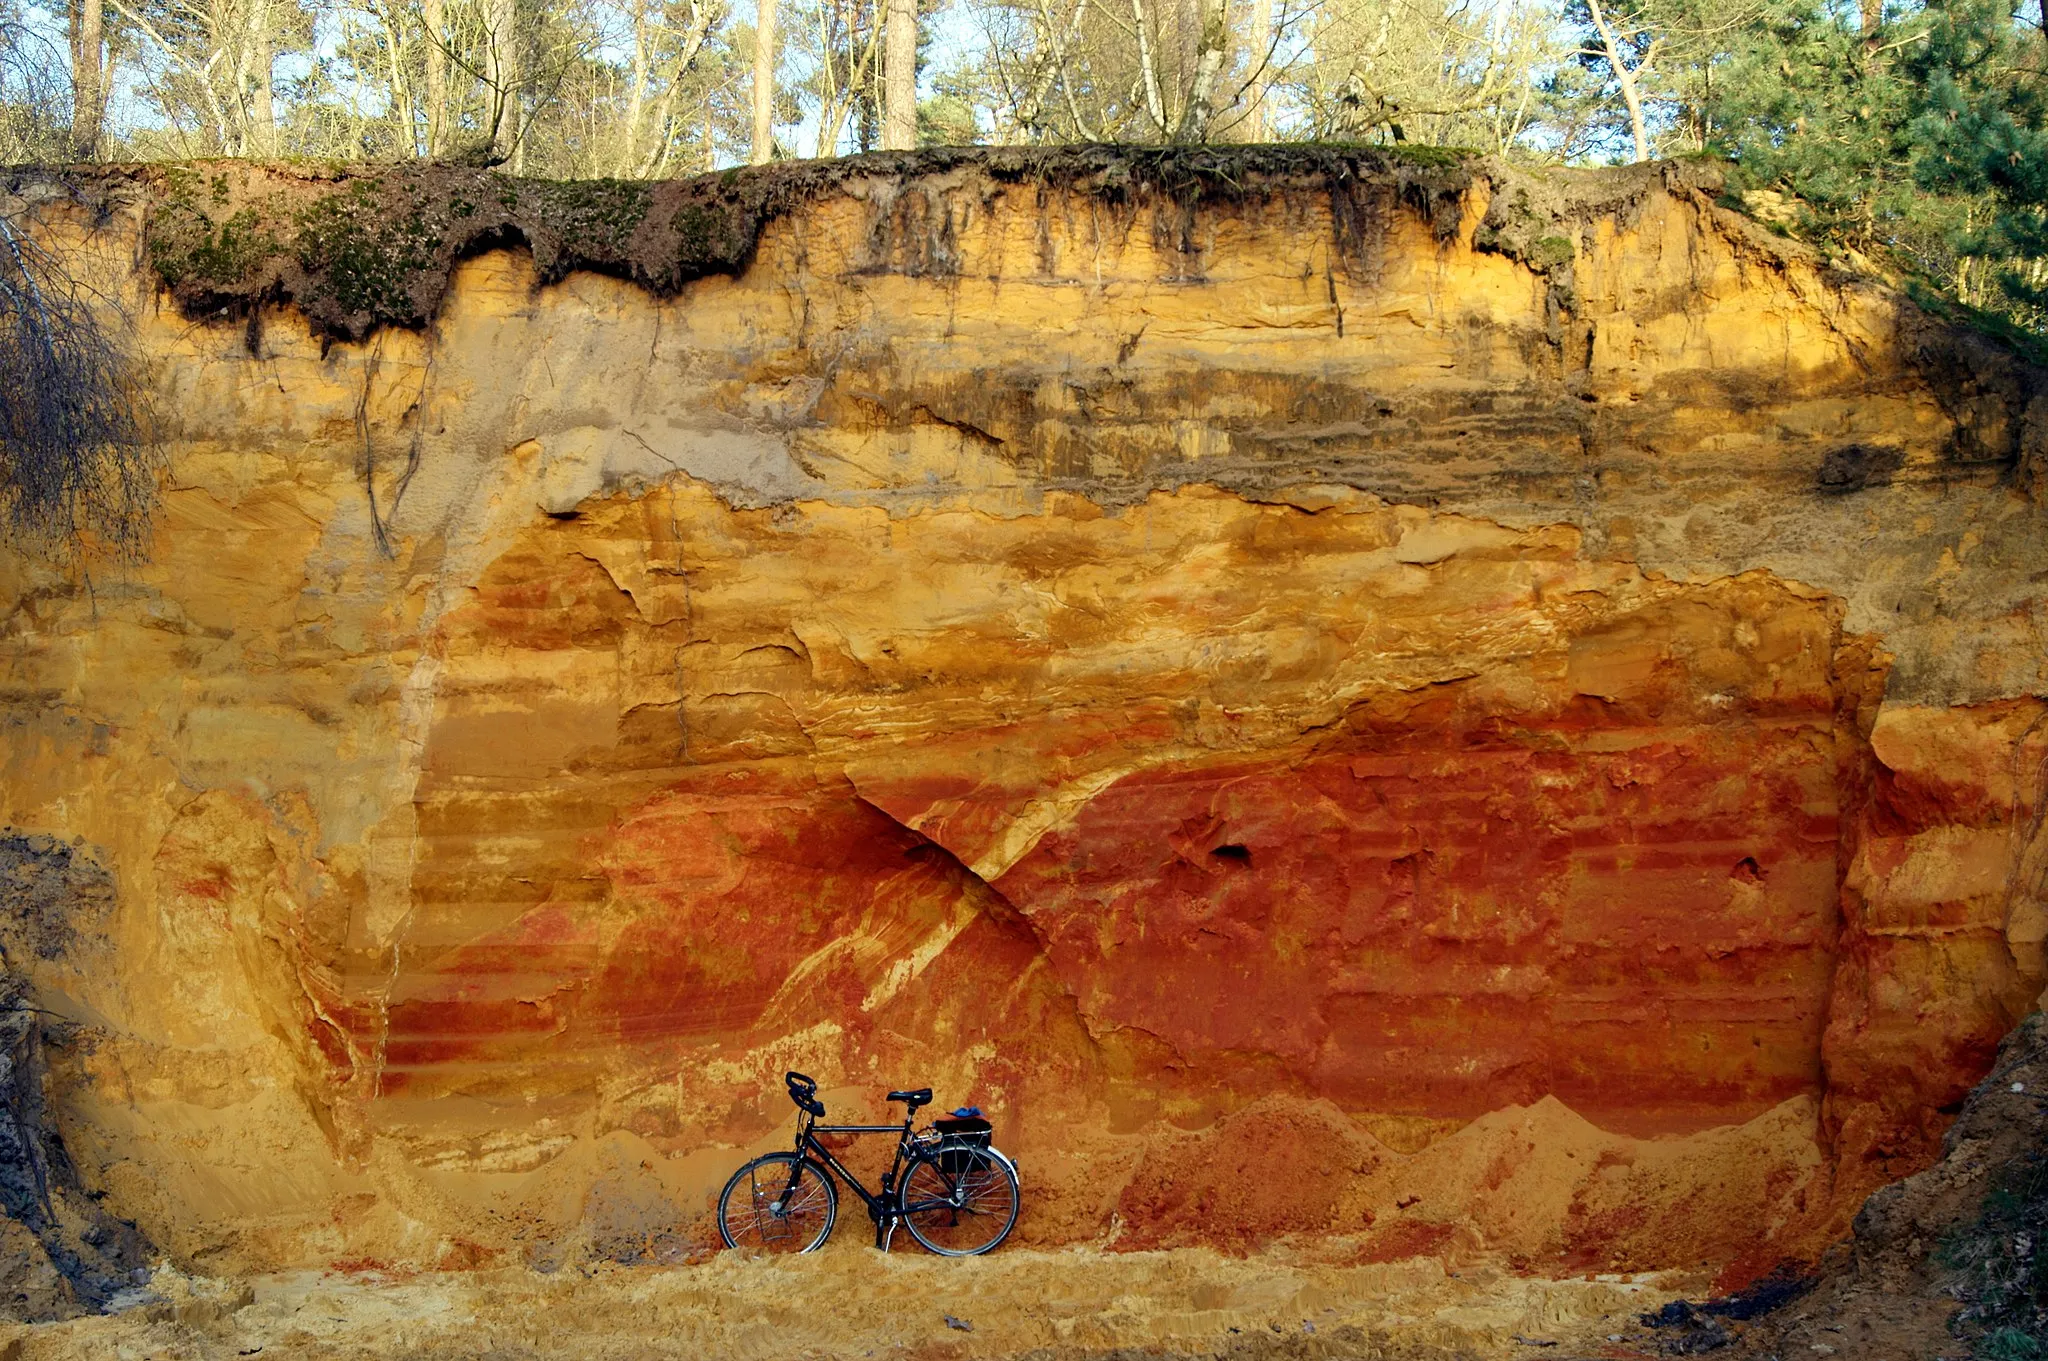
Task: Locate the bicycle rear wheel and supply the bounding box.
[898,1145,1019,1256]
[717,1153,837,1253]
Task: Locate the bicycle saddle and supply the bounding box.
[887,1087,933,1110]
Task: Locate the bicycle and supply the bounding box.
[714,1071,1021,1256]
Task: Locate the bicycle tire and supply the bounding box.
[716,1153,837,1253]
[898,1144,1019,1256]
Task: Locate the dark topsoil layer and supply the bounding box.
[3,146,2041,462]
[3,146,1717,341]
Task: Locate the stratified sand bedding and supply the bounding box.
[0,1243,1690,1360]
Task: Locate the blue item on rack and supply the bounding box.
[952,1106,982,1118]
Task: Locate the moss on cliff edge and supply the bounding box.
[137,146,1503,340]
[147,162,676,336]
[67,141,2011,375]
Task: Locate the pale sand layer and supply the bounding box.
[1,1245,1689,1360]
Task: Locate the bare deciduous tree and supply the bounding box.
[966,0,1314,143]
[805,0,888,154]
[423,0,451,154]
[0,11,72,162]
[1289,0,1559,150]
[107,0,307,155]
[613,0,716,173]
[485,0,521,159]
[1241,0,1274,138]
[0,210,159,555]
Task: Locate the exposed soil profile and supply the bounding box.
[0,147,2043,1354]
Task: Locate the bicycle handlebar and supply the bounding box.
[785,1070,826,1117]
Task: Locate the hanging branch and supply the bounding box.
[0,208,159,559]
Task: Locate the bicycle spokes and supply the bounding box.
[717,1078,1018,1257]
[752,1173,825,1238]
[900,1150,1019,1255]
[718,1156,836,1253]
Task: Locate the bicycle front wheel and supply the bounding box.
[898,1145,1019,1256]
[717,1153,837,1253]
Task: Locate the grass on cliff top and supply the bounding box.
[132,142,2046,379]
[140,145,1503,339]
[148,162,669,336]
[1905,277,2048,369]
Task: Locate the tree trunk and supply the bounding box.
[1129,0,1166,136]
[751,0,776,163]
[1014,0,1086,138]
[620,0,651,174]
[883,0,916,149]
[1173,0,1228,141]
[1585,0,1650,163]
[423,0,448,157]
[487,0,521,162]
[249,0,275,156]
[637,0,712,176]
[66,0,106,160]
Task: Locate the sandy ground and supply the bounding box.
[0,1241,1698,1361]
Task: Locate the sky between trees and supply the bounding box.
[0,0,2042,334]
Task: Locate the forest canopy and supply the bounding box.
[0,0,2044,334]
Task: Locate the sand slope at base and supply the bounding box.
[0,1243,1694,1360]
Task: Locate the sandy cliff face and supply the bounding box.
[0,151,2043,1283]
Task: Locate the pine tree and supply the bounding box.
[1709,0,1927,239]
[1909,0,2048,316]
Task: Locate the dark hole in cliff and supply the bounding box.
[1732,857,1766,884]
[1816,443,1906,494]
[1211,843,1252,864]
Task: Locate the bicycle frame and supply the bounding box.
[786,1111,929,1249]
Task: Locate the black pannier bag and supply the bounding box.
[932,1115,993,1174]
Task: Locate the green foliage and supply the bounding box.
[1710,0,1929,237]
[293,181,450,326]
[1941,1151,2048,1359]
[150,204,286,290]
[1527,236,1576,270]
[1906,277,2048,364]
[1909,0,2048,318]
[1980,1329,2048,1361]
[1690,0,2046,341]
[149,167,288,291]
[916,94,980,147]
[1376,143,1479,168]
[513,178,656,258]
